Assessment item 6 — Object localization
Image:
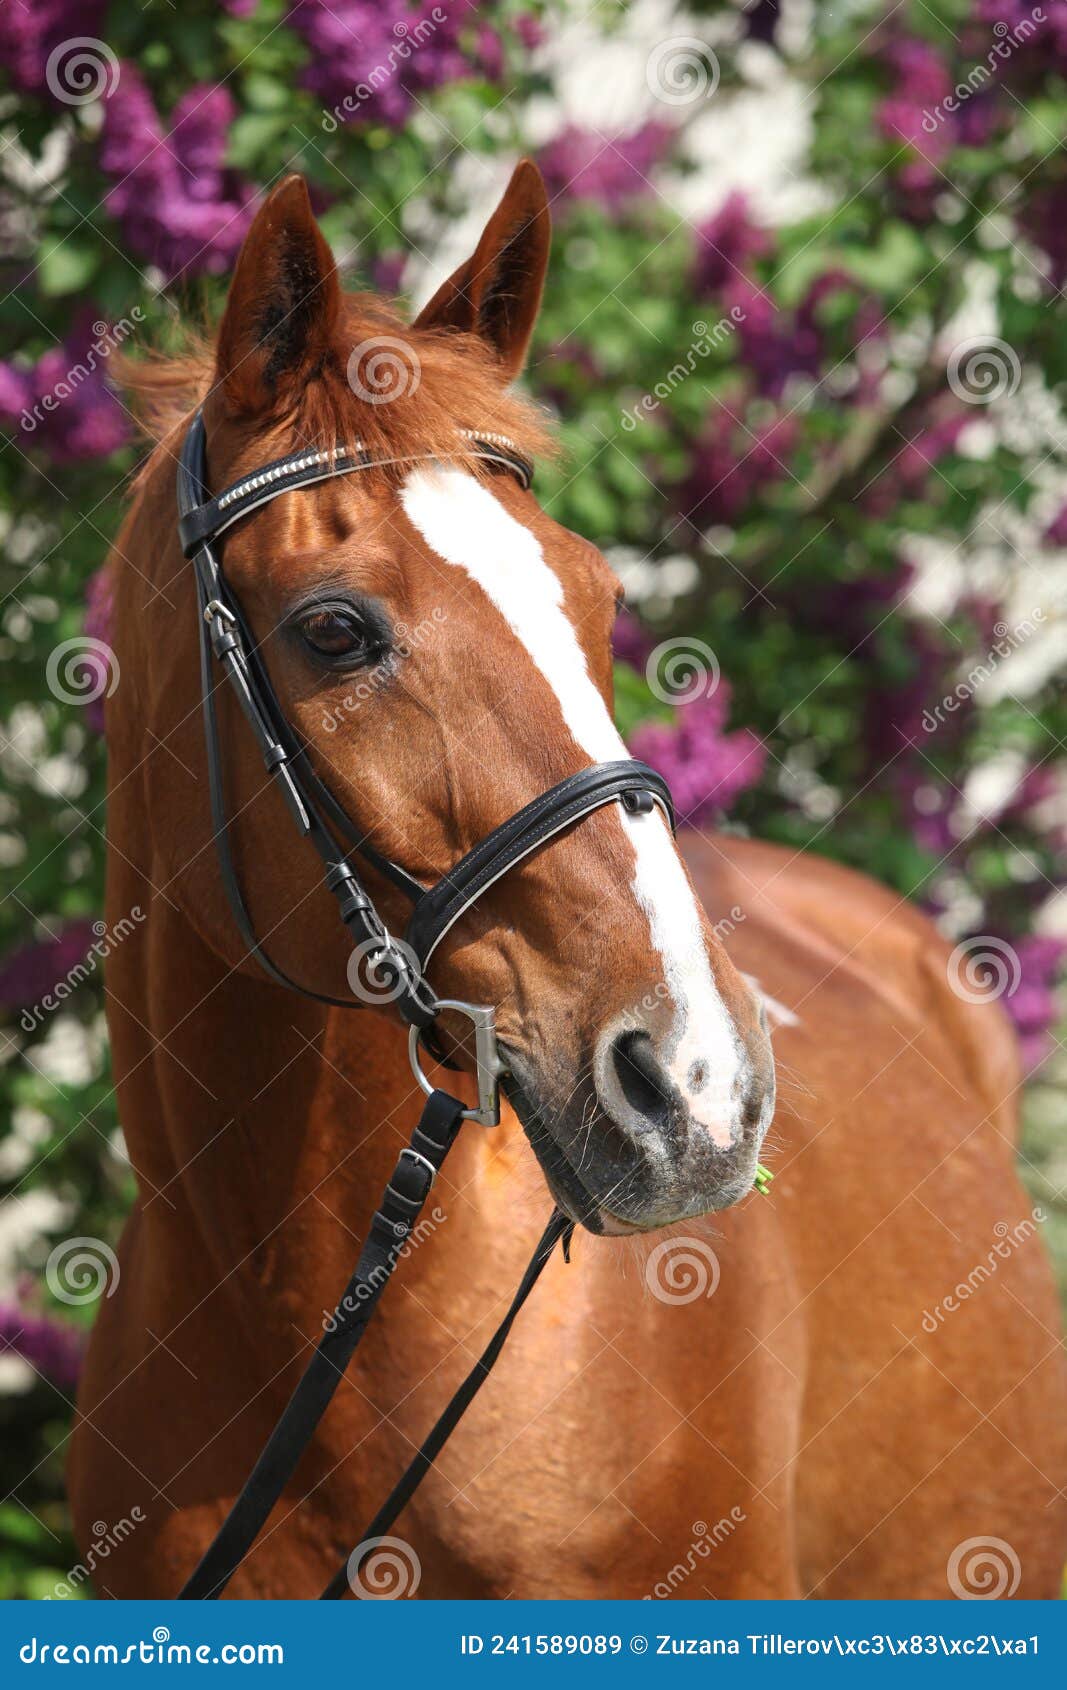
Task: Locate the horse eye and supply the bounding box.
[299,608,371,661]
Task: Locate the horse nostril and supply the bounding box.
[609,1031,674,1135]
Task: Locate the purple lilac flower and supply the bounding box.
[679,404,798,527]
[475,26,505,81]
[1001,763,1060,829]
[743,0,780,46]
[953,86,1001,148]
[539,123,673,210]
[0,1299,84,1390]
[538,338,603,410]
[612,608,656,671]
[0,920,99,1012]
[897,769,959,858]
[0,0,108,100]
[100,70,256,281]
[290,0,485,128]
[515,15,544,51]
[867,622,958,770]
[875,31,1022,216]
[691,193,771,298]
[974,1,1067,72]
[369,252,407,295]
[876,38,953,193]
[782,560,914,655]
[629,685,766,824]
[1003,935,1067,1072]
[0,312,127,464]
[1020,183,1067,292]
[0,360,29,416]
[728,269,884,400]
[1044,504,1067,547]
[863,408,969,517]
[724,279,822,398]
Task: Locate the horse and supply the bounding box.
[68,162,1067,1599]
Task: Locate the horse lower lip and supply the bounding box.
[501,1071,607,1232]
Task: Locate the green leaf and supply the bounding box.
[37,239,99,298]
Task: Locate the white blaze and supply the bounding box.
[400,467,750,1144]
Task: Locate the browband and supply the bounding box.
[178,423,534,558]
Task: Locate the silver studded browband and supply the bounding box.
[214,429,531,513]
[176,418,535,562]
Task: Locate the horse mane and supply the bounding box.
[117,291,555,492]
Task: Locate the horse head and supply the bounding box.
[122,163,774,1233]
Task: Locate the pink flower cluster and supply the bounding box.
[1007,936,1067,1071]
[629,683,766,825]
[290,0,507,128]
[0,0,107,100]
[0,920,100,1012]
[680,404,798,527]
[539,123,673,209]
[0,1293,84,1391]
[0,312,127,463]
[100,70,256,282]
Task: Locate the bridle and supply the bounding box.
[173,409,675,1598]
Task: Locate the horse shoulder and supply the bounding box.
[680,831,1021,1135]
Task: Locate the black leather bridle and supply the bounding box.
[173,411,675,1599]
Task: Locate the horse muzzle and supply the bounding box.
[501,1019,775,1235]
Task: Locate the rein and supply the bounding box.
[173,411,675,1597]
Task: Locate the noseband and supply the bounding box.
[173,410,675,1598]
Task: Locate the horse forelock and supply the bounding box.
[116,290,554,500]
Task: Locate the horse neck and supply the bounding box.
[104,829,420,1311]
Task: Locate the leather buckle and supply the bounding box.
[398,1146,439,1188]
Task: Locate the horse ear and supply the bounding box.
[216,175,342,414]
[414,159,550,380]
